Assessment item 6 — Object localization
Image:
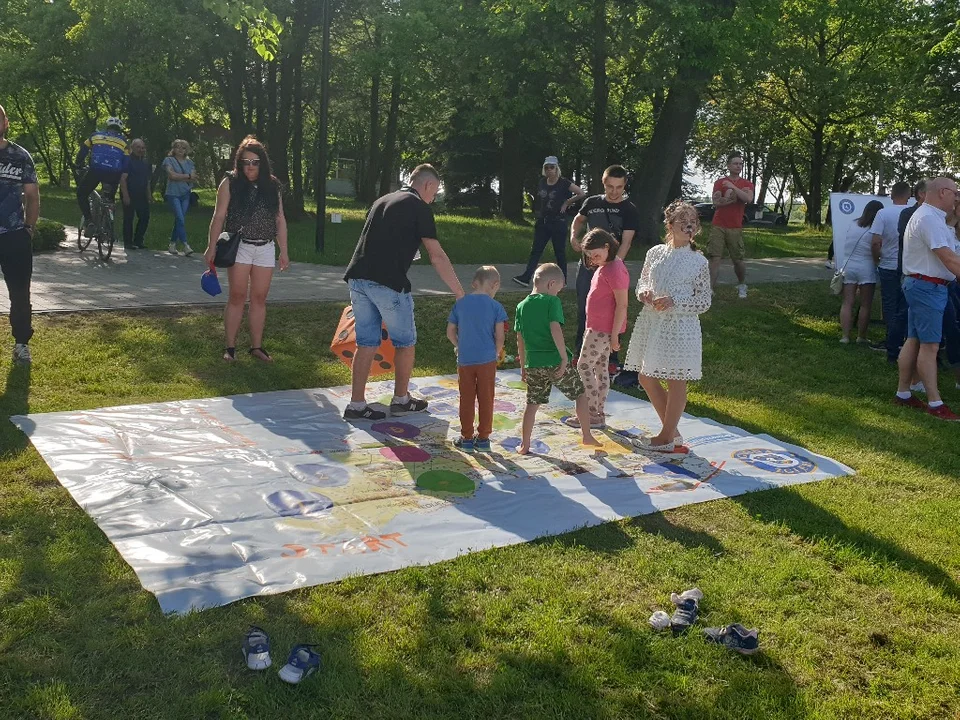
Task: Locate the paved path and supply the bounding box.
[2,231,832,313]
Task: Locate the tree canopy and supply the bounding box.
[1,0,957,229]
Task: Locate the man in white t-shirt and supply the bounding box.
[894,176,960,420]
[870,181,911,362]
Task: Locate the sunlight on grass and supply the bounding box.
[1,282,959,718]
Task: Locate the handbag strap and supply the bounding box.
[838,228,870,273]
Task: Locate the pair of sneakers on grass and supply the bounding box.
[242,626,320,685]
[652,588,760,656]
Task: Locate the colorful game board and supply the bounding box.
[11,371,853,613]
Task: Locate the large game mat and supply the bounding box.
[12,371,853,613]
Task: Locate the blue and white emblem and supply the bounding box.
[732,449,816,474]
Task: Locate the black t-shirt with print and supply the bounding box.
[0,142,38,235]
[344,186,438,293]
[536,177,574,220]
[577,194,639,242]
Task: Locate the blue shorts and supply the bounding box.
[903,276,948,344]
[347,279,417,349]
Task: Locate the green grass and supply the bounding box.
[37,186,830,265]
[2,283,959,719]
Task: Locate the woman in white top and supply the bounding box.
[838,200,882,344]
[623,200,711,452]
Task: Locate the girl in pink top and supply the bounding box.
[573,228,630,428]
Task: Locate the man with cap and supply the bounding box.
[512,156,585,287]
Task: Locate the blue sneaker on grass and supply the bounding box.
[242,626,272,670]
[703,623,760,655]
[278,644,322,684]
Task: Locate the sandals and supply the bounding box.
[223,347,236,362]
[249,347,273,363]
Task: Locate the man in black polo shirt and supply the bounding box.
[120,138,151,249]
[0,103,40,365]
[343,163,465,421]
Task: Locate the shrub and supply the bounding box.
[32,218,66,252]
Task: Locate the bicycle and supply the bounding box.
[75,169,117,261]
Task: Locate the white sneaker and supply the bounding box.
[825,260,835,269]
[13,343,31,365]
[168,242,178,255]
[910,381,926,394]
[737,284,748,299]
[182,243,195,256]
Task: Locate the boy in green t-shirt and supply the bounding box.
[514,263,601,454]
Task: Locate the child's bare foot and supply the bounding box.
[518,443,531,455]
[581,434,603,448]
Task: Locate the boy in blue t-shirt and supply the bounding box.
[447,266,509,452]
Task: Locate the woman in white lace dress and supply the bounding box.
[624,200,711,451]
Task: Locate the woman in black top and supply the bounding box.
[512,156,585,287]
[205,136,290,362]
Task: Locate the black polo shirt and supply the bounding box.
[344,187,438,293]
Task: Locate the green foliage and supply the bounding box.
[31,218,66,252]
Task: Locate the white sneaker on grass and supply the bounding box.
[737,284,748,299]
[13,343,31,365]
[168,242,178,255]
[910,381,926,394]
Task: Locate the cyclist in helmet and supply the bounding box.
[75,117,129,237]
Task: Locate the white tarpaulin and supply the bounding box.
[12,371,854,614]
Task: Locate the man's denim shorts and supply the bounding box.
[347,278,417,349]
[903,275,948,344]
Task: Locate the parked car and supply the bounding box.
[694,202,715,221]
[744,203,787,226]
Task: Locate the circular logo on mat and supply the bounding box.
[732,449,816,474]
[838,199,855,215]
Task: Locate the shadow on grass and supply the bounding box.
[734,487,960,601]
[0,363,31,457]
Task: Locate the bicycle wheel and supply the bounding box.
[77,215,92,251]
[97,209,115,261]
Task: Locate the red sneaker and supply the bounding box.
[893,395,925,410]
[927,404,960,421]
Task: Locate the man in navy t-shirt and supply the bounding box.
[0,104,40,365]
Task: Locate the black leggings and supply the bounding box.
[77,169,120,223]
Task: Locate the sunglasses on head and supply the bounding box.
[240,159,261,167]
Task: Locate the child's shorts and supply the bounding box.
[525,364,585,405]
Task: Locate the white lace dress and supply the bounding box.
[623,243,712,380]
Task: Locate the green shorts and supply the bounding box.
[525,364,585,405]
[707,226,745,261]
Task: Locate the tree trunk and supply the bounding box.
[589,0,608,192]
[378,75,402,197]
[500,124,525,222]
[756,152,774,208]
[631,74,709,247]
[274,52,292,186]
[806,123,825,227]
[290,59,305,215]
[667,151,684,204]
[361,31,382,204]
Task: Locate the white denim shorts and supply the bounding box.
[235,240,276,268]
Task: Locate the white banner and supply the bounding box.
[12,372,854,614]
[829,193,890,270]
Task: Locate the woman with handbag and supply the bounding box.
[163,139,197,255]
[838,200,883,344]
[204,136,290,362]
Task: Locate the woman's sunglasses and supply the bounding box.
[240,159,261,167]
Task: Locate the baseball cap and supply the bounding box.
[543,156,559,166]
